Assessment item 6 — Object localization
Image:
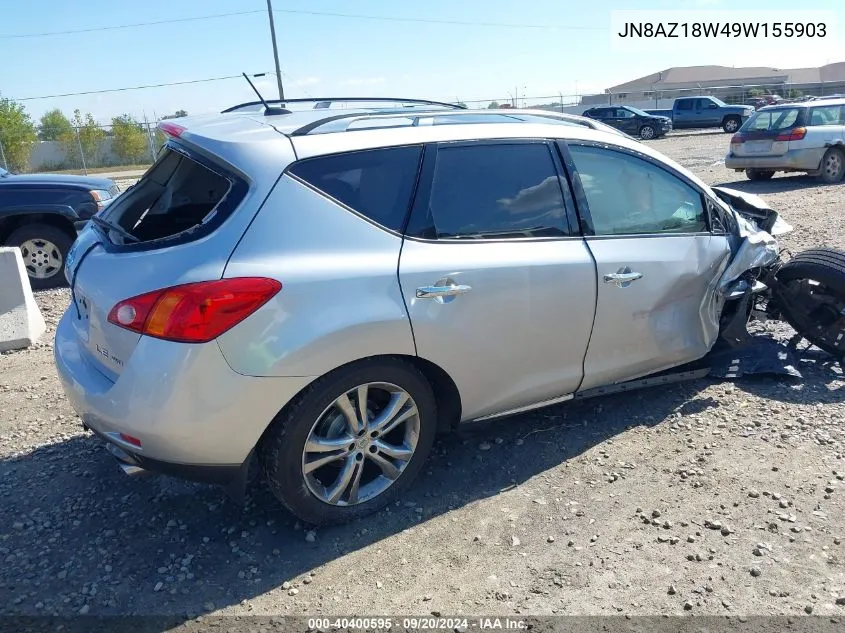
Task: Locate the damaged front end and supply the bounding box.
[710,186,794,348]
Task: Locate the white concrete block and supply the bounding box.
[0,247,47,352]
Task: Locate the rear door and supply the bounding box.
[398,140,597,421]
[63,144,253,381]
[559,141,731,391]
[673,99,694,127]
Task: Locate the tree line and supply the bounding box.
[0,93,186,172]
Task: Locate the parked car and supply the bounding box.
[581,105,672,140]
[0,166,120,289]
[54,99,845,525]
[646,96,755,133]
[724,98,845,183]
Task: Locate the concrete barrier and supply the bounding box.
[0,247,47,352]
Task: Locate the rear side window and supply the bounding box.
[677,100,693,111]
[808,105,844,126]
[288,145,423,232]
[414,143,569,239]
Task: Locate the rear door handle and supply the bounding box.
[416,284,472,298]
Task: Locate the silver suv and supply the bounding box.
[54,98,831,525]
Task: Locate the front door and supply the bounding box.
[560,142,732,390]
[398,140,597,421]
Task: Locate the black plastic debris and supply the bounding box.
[706,335,802,379]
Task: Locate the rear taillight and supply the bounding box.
[730,134,744,144]
[107,278,282,343]
[775,127,807,142]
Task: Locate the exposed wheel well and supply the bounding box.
[0,213,77,245]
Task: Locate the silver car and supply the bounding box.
[54,99,844,525]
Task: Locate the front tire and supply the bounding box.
[776,248,845,356]
[723,117,741,133]
[817,148,845,184]
[5,223,73,290]
[261,358,437,525]
[746,168,775,181]
[639,125,655,140]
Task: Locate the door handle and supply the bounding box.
[416,284,472,298]
[603,268,643,288]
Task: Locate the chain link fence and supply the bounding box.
[0,119,167,175]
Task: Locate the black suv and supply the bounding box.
[581,105,672,140]
[0,167,120,289]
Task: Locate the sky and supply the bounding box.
[1,0,844,126]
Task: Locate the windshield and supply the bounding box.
[741,108,802,132]
[625,106,651,117]
[710,97,729,107]
[0,167,9,177]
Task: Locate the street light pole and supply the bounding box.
[266,0,285,102]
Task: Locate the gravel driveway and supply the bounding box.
[2,131,845,622]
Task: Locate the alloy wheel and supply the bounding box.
[302,382,420,506]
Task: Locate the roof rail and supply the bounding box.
[222,97,466,114]
[288,108,596,136]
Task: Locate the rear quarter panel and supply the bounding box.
[218,175,415,377]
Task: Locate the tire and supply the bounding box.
[817,147,845,184]
[723,116,741,133]
[639,125,655,140]
[5,223,74,290]
[745,168,775,181]
[776,248,845,356]
[261,357,437,525]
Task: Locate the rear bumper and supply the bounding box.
[724,147,826,171]
[54,309,316,468]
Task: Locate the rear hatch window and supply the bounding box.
[96,144,246,249]
[740,108,803,135]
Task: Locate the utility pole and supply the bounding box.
[266,0,285,102]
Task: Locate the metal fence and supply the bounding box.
[0,119,168,175]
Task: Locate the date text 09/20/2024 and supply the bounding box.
[306,617,527,630]
[617,22,827,38]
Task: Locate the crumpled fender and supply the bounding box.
[710,186,792,294]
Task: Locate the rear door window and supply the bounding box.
[676,100,693,111]
[409,142,570,239]
[288,145,423,232]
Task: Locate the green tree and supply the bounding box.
[60,109,105,168]
[487,101,500,109]
[786,88,803,99]
[0,95,37,172]
[38,109,72,141]
[748,88,766,97]
[111,114,147,164]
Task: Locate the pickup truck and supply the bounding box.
[646,96,755,133]
[0,167,120,289]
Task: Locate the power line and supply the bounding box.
[1,8,604,40]
[0,10,265,39]
[14,75,243,101]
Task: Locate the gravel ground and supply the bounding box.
[2,132,845,621]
